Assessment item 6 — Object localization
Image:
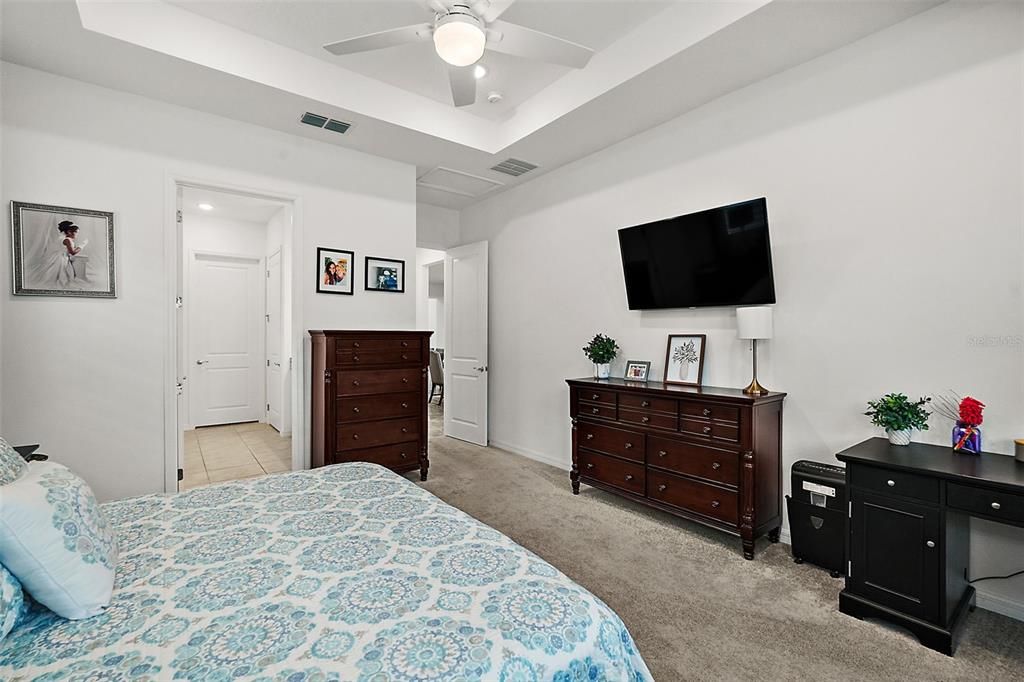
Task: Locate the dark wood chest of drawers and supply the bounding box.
[568,377,785,559]
[310,330,432,479]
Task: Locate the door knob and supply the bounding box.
[401,427,408,433]
[474,366,487,372]
[196,360,208,365]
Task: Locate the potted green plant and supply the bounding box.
[864,393,931,446]
[582,334,619,379]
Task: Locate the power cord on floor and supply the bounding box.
[968,568,1024,584]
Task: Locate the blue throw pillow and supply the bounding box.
[0,461,117,619]
[0,438,26,486]
[0,563,24,640]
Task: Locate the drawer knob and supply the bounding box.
[402,341,409,347]
[592,394,600,400]
[702,426,712,434]
[624,442,633,449]
[991,502,1001,510]
[400,452,407,459]
[592,407,600,414]
[711,500,721,508]
[926,540,935,548]
[641,416,650,424]
[586,463,594,469]
[624,474,634,482]
[658,450,667,458]
[657,484,667,492]
[352,434,359,440]
[887,480,895,487]
[585,433,594,440]
[703,408,711,417]
[353,342,360,348]
[641,401,650,408]
[402,378,409,384]
[401,427,409,433]
[352,407,360,414]
[353,355,359,362]
[401,402,409,409]
[402,354,409,360]
[711,462,721,470]
[352,380,360,387]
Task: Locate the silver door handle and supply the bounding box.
[196,360,208,365]
[474,366,487,372]
[273,362,281,367]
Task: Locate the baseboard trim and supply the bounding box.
[489,439,567,470]
[974,588,1024,622]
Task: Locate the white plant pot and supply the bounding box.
[886,429,912,446]
[594,363,611,379]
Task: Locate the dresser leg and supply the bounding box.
[742,539,755,560]
[419,449,429,481]
[768,526,781,543]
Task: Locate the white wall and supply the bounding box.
[0,62,417,501]
[460,2,1024,616]
[417,203,460,249]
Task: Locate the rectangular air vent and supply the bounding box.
[490,158,538,177]
[300,112,351,135]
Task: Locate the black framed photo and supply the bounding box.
[664,334,706,387]
[624,360,651,382]
[11,201,116,298]
[364,256,405,293]
[317,247,354,295]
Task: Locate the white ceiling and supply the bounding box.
[165,1,670,120]
[1,0,942,209]
[182,187,286,223]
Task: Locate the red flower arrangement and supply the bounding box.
[958,396,985,426]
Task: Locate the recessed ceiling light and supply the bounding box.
[197,203,214,211]
[473,64,487,80]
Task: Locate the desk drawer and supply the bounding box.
[578,388,617,407]
[579,402,617,420]
[947,483,1024,525]
[648,436,738,487]
[335,369,420,397]
[337,417,419,450]
[619,394,677,414]
[648,470,738,525]
[579,450,645,496]
[576,422,644,462]
[850,465,939,504]
[619,408,676,430]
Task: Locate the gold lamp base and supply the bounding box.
[743,377,769,395]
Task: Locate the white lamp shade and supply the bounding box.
[737,306,773,340]
[433,16,486,66]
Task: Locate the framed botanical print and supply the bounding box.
[664,334,706,386]
[624,360,651,382]
[11,201,116,298]
[317,247,354,295]
[364,256,405,293]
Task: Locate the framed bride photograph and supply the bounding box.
[11,201,116,298]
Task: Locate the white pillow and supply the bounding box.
[0,461,117,619]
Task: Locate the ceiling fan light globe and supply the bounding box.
[433,16,486,67]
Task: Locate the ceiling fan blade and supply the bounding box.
[448,65,477,106]
[323,23,432,56]
[422,0,449,14]
[486,20,593,69]
[474,0,516,23]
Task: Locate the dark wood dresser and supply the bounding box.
[567,377,785,559]
[310,330,432,479]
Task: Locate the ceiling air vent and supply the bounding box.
[490,158,538,177]
[300,112,351,135]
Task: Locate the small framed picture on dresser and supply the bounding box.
[664,334,706,386]
[624,361,651,382]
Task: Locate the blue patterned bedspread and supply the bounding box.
[1,463,652,681]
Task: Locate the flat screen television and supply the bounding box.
[618,197,776,310]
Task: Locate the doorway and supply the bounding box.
[177,185,294,489]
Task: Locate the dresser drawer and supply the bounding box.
[850,465,939,504]
[331,443,418,469]
[648,470,738,525]
[336,348,420,367]
[335,368,421,397]
[337,392,420,423]
[681,418,740,444]
[619,408,676,430]
[337,417,419,451]
[619,394,677,414]
[579,450,645,496]
[681,402,740,424]
[577,388,617,407]
[336,337,421,353]
[577,422,645,462]
[647,436,739,487]
[947,483,1024,524]
[578,403,617,420]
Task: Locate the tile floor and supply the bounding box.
[182,422,291,490]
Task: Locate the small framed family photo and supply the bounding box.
[317,247,354,295]
[664,334,706,387]
[365,256,405,293]
[624,360,651,382]
[11,201,116,298]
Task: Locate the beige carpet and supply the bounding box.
[414,404,1024,681]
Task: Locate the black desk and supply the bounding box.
[837,437,1024,655]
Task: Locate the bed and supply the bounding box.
[0,462,652,681]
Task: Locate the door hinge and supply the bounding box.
[265,314,270,323]
[266,403,270,411]
[175,296,183,309]
[267,360,270,367]
[176,210,183,223]
[266,270,270,278]
[177,468,183,482]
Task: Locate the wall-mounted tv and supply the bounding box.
[618,197,776,310]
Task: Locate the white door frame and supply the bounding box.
[163,173,304,493]
[186,249,266,429]
[265,247,284,433]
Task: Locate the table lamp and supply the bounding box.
[737,306,773,395]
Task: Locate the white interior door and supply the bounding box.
[190,252,264,427]
[443,241,488,445]
[174,189,185,489]
[266,249,283,432]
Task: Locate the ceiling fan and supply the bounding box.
[323,0,595,107]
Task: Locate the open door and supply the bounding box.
[174,188,185,490]
[443,241,488,445]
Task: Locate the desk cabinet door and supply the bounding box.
[850,491,940,624]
